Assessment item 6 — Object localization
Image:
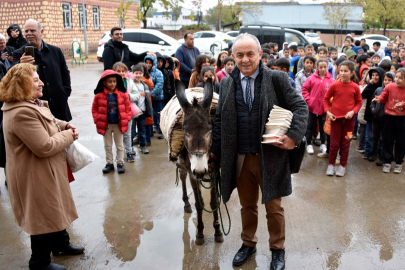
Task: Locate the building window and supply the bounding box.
[62,2,72,29]
[93,6,100,29]
[78,4,87,29]
[172,14,177,21]
[183,16,188,20]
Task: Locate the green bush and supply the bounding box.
[181,24,211,30]
[390,36,395,41]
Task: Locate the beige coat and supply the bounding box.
[2,101,77,235]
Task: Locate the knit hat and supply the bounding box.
[385,71,396,82]
[345,49,357,60]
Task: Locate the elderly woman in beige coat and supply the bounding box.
[0,63,84,270]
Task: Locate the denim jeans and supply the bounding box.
[133,113,146,147]
[364,122,373,154]
[152,100,163,133]
[354,114,359,135]
[359,124,366,147]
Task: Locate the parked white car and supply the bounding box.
[354,34,391,50]
[97,29,180,62]
[304,33,322,45]
[177,31,235,55]
[226,31,239,38]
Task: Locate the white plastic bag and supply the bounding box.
[65,141,99,173]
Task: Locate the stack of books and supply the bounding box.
[262,105,293,144]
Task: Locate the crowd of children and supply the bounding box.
[264,36,405,176]
[92,35,405,177]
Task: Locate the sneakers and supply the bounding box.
[313,138,321,146]
[383,164,391,173]
[306,145,314,155]
[376,158,384,166]
[153,126,158,133]
[158,133,164,140]
[127,153,135,163]
[336,154,341,165]
[352,134,358,140]
[102,163,114,174]
[363,152,370,159]
[117,163,125,174]
[326,165,335,176]
[140,146,149,154]
[393,164,403,174]
[320,144,327,153]
[356,146,365,153]
[146,141,151,147]
[368,154,378,162]
[317,152,329,158]
[336,165,346,177]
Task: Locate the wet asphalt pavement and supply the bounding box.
[1,64,405,270]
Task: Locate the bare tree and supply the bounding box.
[323,1,352,46]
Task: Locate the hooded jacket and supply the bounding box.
[174,44,201,81]
[144,55,164,100]
[371,71,395,121]
[6,24,27,50]
[102,39,147,71]
[164,55,175,101]
[359,64,370,85]
[295,68,315,94]
[385,47,392,59]
[302,70,334,115]
[172,57,180,80]
[362,67,385,122]
[92,70,132,135]
[279,42,289,58]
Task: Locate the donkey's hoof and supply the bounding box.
[215,231,224,242]
[184,205,192,213]
[195,235,205,245]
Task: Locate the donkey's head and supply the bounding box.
[176,78,214,179]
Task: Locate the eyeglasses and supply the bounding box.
[114,33,123,36]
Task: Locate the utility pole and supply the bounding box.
[82,0,88,57]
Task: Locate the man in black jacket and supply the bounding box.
[12,19,72,121]
[103,27,155,70]
[210,33,308,270]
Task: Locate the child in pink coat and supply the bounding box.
[302,59,335,155]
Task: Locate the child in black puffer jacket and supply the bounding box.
[163,55,175,104]
[156,53,172,109]
[369,71,395,164]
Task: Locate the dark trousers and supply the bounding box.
[358,123,366,147]
[383,115,405,164]
[29,230,70,270]
[306,112,326,145]
[152,100,163,133]
[371,118,384,156]
[133,113,146,147]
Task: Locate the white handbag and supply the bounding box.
[65,141,99,173]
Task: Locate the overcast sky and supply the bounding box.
[155,0,331,13]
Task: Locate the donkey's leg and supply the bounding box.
[190,174,205,245]
[180,169,192,213]
[210,187,224,243]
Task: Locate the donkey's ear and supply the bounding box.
[175,79,191,112]
[202,77,213,111]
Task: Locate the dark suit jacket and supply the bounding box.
[12,41,72,121]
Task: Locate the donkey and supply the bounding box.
[175,78,224,245]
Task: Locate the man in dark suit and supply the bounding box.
[210,33,308,270]
[12,19,72,121]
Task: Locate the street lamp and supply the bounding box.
[82,0,88,58]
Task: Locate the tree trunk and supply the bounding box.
[143,19,147,28]
[383,22,387,36]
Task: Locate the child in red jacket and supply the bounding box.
[92,70,131,174]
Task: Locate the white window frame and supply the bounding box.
[78,4,87,29]
[93,6,100,29]
[62,2,73,29]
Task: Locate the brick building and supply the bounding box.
[0,0,141,56]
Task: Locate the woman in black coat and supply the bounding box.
[6,24,27,50]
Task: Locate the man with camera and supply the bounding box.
[11,19,72,122]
